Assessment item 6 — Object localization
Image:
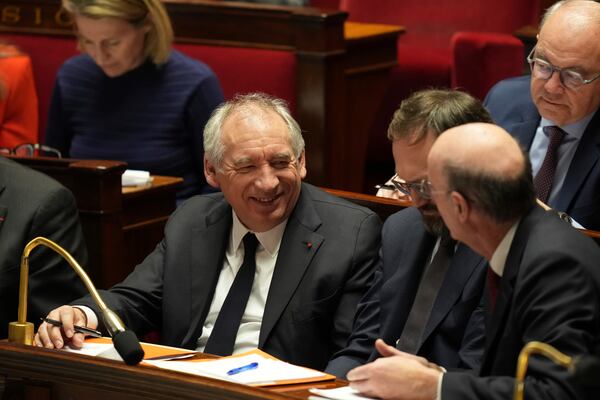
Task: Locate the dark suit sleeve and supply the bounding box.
[76,239,166,335]
[442,251,599,400]
[327,212,382,373]
[326,261,383,378]
[456,292,486,371]
[27,184,88,323]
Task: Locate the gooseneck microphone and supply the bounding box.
[571,354,600,388]
[8,237,144,365]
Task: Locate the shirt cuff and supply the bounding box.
[73,305,99,328]
[436,370,445,400]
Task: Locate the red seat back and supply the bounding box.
[1,34,297,140]
[340,0,541,49]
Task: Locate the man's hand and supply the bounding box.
[34,305,92,349]
[346,339,442,400]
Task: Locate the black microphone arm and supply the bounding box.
[8,237,145,365]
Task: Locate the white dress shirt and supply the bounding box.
[79,211,287,355]
[195,212,287,354]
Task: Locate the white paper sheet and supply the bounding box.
[144,352,326,385]
[61,341,123,362]
[309,386,377,400]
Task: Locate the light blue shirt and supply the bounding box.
[529,112,595,207]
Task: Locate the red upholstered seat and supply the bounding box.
[2,34,297,140]
[332,0,541,189]
[174,44,296,113]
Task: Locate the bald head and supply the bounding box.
[541,0,600,29]
[429,123,525,183]
[428,123,535,223]
[540,1,600,53]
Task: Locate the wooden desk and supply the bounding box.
[7,156,182,289]
[323,187,600,247]
[0,0,403,192]
[0,341,345,400]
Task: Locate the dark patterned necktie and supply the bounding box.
[534,126,566,203]
[396,237,455,354]
[487,268,501,312]
[204,233,258,356]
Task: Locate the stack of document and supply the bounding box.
[144,349,333,386]
[62,338,334,387]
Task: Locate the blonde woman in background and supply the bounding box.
[45,0,224,200]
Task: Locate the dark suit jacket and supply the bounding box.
[326,207,487,378]
[443,207,600,400]
[0,156,88,338]
[78,183,381,370]
[484,75,600,231]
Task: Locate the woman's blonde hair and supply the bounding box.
[62,0,173,65]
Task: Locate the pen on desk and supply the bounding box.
[227,362,259,375]
[41,317,102,338]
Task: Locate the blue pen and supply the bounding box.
[226,362,259,375]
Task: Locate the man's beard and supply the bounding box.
[420,206,450,238]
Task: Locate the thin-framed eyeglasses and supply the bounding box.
[389,174,434,200]
[526,47,600,90]
[0,143,62,158]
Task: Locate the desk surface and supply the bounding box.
[122,176,183,196]
[0,341,346,400]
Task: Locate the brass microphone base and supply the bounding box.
[8,321,34,345]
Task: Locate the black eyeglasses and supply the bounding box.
[527,47,600,90]
[389,174,433,200]
[0,143,62,158]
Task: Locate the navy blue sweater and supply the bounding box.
[45,50,224,200]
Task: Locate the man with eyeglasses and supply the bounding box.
[346,122,600,400]
[484,0,600,230]
[326,89,491,378]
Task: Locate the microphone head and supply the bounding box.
[572,355,600,388]
[112,329,145,365]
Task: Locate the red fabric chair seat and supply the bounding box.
[333,0,540,190]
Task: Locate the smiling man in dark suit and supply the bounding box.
[0,156,87,338]
[35,92,381,370]
[326,90,491,379]
[484,0,600,230]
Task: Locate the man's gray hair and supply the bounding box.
[203,92,305,168]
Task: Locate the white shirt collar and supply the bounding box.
[489,220,520,277]
[231,212,288,256]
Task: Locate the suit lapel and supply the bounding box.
[507,116,540,152]
[555,110,600,212]
[181,201,232,349]
[420,244,486,347]
[258,187,323,347]
[480,211,536,373]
